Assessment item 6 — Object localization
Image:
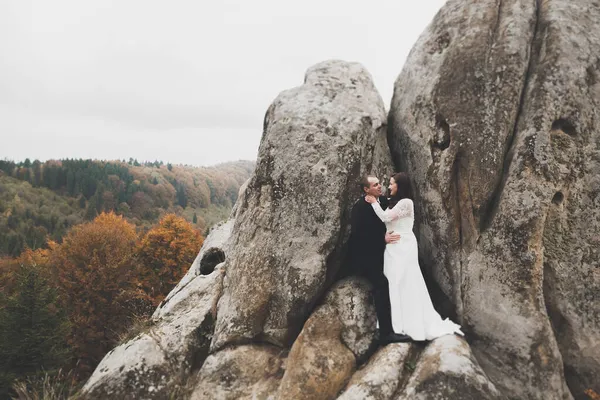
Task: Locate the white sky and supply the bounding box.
[0,0,446,167]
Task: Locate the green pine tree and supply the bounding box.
[176,183,188,208]
[0,261,71,398]
[78,195,87,209]
[85,196,98,220]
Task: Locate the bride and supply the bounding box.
[365,172,463,341]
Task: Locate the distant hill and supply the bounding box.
[0,158,254,257]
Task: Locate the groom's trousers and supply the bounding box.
[366,270,393,336]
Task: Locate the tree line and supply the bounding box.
[0,158,253,257]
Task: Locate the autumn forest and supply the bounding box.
[0,158,254,398]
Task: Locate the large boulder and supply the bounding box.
[275,278,377,400]
[397,335,503,400]
[389,0,600,398]
[337,343,414,400]
[276,307,355,400]
[190,345,285,400]
[211,60,393,351]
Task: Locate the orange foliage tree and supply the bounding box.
[137,214,203,306]
[49,212,148,375]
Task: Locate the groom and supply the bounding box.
[347,175,410,344]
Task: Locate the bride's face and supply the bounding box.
[388,178,397,196]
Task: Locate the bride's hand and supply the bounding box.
[365,195,376,204]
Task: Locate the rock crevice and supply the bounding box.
[480,0,543,232]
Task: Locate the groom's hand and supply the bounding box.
[385,231,401,244]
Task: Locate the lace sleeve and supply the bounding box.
[371,199,413,222]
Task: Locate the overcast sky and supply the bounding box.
[1,0,446,167]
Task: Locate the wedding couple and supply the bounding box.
[347,172,463,344]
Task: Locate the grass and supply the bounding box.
[116,313,155,345]
[11,369,81,400]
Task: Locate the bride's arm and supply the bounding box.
[371,199,413,222]
[370,201,396,222]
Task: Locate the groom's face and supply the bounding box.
[364,177,382,197]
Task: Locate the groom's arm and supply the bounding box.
[350,200,366,239]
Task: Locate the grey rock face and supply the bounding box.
[211,60,393,351]
[80,334,171,399]
[337,343,413,400]
[323,278,378,360]
[397,336,504,400]
[389,0,600,398]
[190,345,285,400]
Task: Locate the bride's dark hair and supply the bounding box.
[388,172,413,209]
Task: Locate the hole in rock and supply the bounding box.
[199,248,225,275]
[436,32,451,52]
[433,115,451,151]
[552,191,564,205]
[586,65,597,86]
[428,31,451,54]
[361,116,373,128]
[325,126,337,136]
[551,119,577,136]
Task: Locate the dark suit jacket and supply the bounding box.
[346,195,388,278]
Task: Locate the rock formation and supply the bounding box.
[80,1,600,398]
[210,60,392,352]
[388,0,600,398]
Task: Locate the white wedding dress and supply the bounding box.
[372,198,463,341]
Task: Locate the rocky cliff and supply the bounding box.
[80,1,599,399]
[389,0,599,398]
